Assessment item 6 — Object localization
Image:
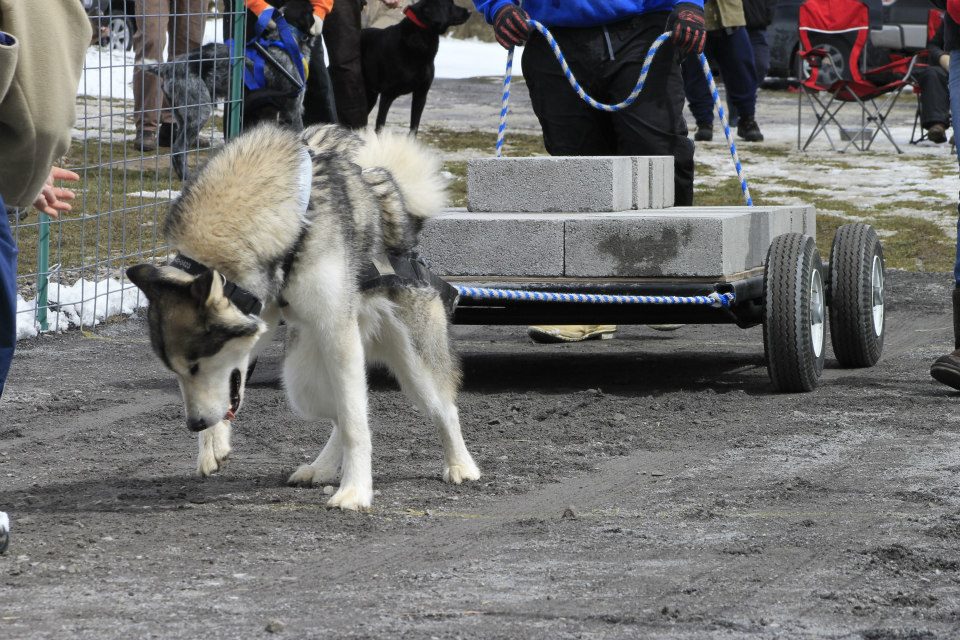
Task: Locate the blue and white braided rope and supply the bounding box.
[456,286,735,308]
[495,22,752,207]
[698,52,752,206]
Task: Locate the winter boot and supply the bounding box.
[737,116,764,142]
[694,123,713,142]
[929,287,960,389]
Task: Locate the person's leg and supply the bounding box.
[324,0,367,128]
[132,0,169,146]
[929,50,960,389]
[303,35,339,126]
[749,27,770,84]
[682,50,715,132]
[918,67,950,140]
[521,26,617,344]
[605,14,694,205]
[0,195,16,399]
[712,27,757,119]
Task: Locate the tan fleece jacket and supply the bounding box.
[0,0,90,207]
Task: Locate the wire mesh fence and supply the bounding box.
[10,0,245,340]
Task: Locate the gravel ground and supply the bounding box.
[2,269,960,639]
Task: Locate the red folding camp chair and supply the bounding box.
[909,9,944,144]
[797,0,921,153]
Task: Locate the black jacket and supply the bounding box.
[931,0,960,52]
[743,0,776,29]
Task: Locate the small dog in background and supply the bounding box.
[144,0,314,180]
[361,0,470,133]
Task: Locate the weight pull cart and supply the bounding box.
[437,220,885,394]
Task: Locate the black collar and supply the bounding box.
[169,254,264,316]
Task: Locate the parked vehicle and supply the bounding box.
[83,0,137,52]
[767,0,935,78]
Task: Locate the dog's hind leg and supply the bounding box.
[197,420,232,477]
[288,421,342,485]
[368,292,481,485]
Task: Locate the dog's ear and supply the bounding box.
[190,268,226,308]
[126,264,164,301]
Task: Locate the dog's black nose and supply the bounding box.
[187,417,208,432]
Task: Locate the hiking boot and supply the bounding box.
[694,123,713,142]
[930,287,960,389]
[928,122,948,144]
[737,116,764,142]
[133,130,158,152]
[528,325,617,344]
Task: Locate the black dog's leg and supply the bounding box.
[409,83,431,136]
[375,93,397,132]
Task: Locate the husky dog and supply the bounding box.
[126,123,481,510]
[145,37,307,181]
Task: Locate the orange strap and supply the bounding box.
[245,0,333,20]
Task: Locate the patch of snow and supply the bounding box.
[436,37,520,79]
[16,279,148,341]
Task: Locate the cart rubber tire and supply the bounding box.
[763,233,827,392]
[828,223,884,368]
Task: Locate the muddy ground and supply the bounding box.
[0,270,958,639]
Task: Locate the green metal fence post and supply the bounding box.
[229,0,245,139]
[36,213,50,332]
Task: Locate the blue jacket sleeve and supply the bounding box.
[473,0,515,24]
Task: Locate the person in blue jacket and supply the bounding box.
[474,0,707,344]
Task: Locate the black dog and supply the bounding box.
[360,0,470,133]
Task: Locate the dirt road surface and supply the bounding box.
[1,270,958,638]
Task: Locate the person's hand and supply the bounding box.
[667,2,707,56]
[32,167,79,220]
[281,1,314,34]
[941,53,950,71]
[493,4,531,50]
[380,0,402,8]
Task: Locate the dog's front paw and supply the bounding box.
[287,463,340,487]
[196,422,232,477]
[325,484,373,512]
[443,459,482,485]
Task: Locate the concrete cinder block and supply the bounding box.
[467,157,633,213]
[565,206,816,278]
[417,205,815,279]
[417,209,564,277]
[629,157,675,208]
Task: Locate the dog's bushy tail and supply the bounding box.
[355,130,447,218]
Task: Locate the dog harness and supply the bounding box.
[359,252,460,315]
[237,8,306,93]
[168,251,457,319]
[169,254,264,316]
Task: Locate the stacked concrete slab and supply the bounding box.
[418,156,815,280]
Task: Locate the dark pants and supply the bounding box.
[918,65,949,129]
[303,35,339,125]
[324,0,367,128]
[0,194,17,399]
[683,26,758,126]
[521,12,694,206]
[748,27,770,85]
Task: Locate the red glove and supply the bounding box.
[667,2,707,55]
[493,4,531,50]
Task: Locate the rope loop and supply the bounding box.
[495,23,752,207]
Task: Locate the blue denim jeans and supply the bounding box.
[682,26,758,126]
[0,193,17,398]
[950,51,960,284]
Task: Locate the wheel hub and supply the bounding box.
[871,254,884,337]
[810,269,825,357]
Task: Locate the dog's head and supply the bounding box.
[127,264,267,432]
[407,0,470,34]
